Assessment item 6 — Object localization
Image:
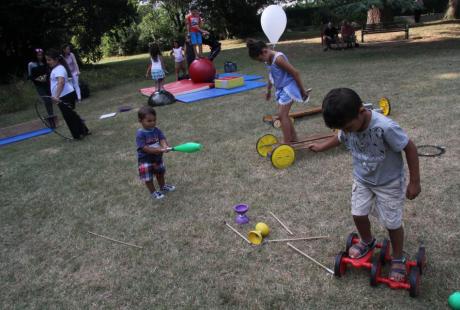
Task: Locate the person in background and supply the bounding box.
[145,43,166,92]
[414,0,424,23]
[185,5,209,58]
[367,5,381,26]
[202,32,221,61]
[28,48,53,116]
[62,44,82,103]
[170,40,187,81]
[184,35,196,69]
[46,48,89,139]
[341,20,359,48]
[324,22,342,51]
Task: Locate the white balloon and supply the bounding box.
[261,5,287,44]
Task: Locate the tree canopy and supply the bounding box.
[0,0,136,81]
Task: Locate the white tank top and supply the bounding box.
[173,47,184,62]
[151,57,162,70]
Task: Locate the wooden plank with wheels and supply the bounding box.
[263,106,323,128]
[263,97,391,129]
[256,132,336,169]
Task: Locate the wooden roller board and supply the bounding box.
[256,132,336,169]
[263,106,323,128]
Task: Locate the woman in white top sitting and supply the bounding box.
[145,43,166,92]
[170,41,187,81]
[62,44,82,103]
[45,49,89,139]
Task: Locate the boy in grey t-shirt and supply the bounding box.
[308,88,421,282]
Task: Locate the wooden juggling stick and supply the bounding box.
[287,243,334,275]
[269,211,294,235]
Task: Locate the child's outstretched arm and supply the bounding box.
[403,139,421,200]
[275,57,308,99]
[160,138,170,152]
[142,145,166,155]
[308,135,340,152]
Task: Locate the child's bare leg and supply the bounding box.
[388,226,405,281]
[348,215,374,258]
[175,67,179,80]
[198,44,203,57]
[279,103,297,143]
[193,45,199,59]
[145,180,156,193]
[156,173,165,189]
[158,79,163,91]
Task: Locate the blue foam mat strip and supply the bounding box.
[176,80,267,103]
[0,128,53,147]
[217,73,263,81]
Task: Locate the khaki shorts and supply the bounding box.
[175,61,186,70]
[351,177,405,230]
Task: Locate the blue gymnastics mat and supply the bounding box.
[0,128,52,147]
[176,80,267,103]
[216,73,263,81]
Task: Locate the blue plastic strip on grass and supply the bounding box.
[176,80,267,103]
[217,73,263,81]
[0,128,53,147]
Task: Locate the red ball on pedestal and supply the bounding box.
[189,58,216,83]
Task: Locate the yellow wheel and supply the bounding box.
[273,117,294,129]
[256,134,278,157]
[379,97,391,116]
[271,144,295,169]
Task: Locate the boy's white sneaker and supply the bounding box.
[151,191,165,200]
[161,184,176,193]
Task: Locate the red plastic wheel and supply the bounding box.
[370,257,381,287]
[334,251,347,277]
[409,266,421,297]
[346,232,359,253]
[379,238,391,265]
[416,246,427,275]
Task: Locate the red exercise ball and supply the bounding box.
[189,58,216,83]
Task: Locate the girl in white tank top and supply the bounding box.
[145,43,165,91]
[170,41,187,81]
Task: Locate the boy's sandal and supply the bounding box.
[348,238,376,258]
[389,258,407,282]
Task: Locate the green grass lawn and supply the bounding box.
[1,24,459,308]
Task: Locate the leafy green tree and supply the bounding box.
[0,0,136,81]
[309,0,418,22]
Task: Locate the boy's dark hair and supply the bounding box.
[322,88,363,129]
[246,39,267,59]
[149,43,160,62]
[190,5,198,11]
[138,106,156,120]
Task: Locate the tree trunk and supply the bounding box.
[444,0,459,19]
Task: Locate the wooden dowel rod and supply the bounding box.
[287,243,334,275]
[87,231,143,249]
[269,212,294,235]
[224,221,251,244]
[267,236,329,242]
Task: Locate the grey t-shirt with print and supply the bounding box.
[338,110,409,186]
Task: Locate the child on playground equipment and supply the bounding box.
[146,43,166,92]
[170,40,187,81]
[136,106,175,200]
[246,39,310,144]
[185,5,209,59]
[308,88,421,282]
